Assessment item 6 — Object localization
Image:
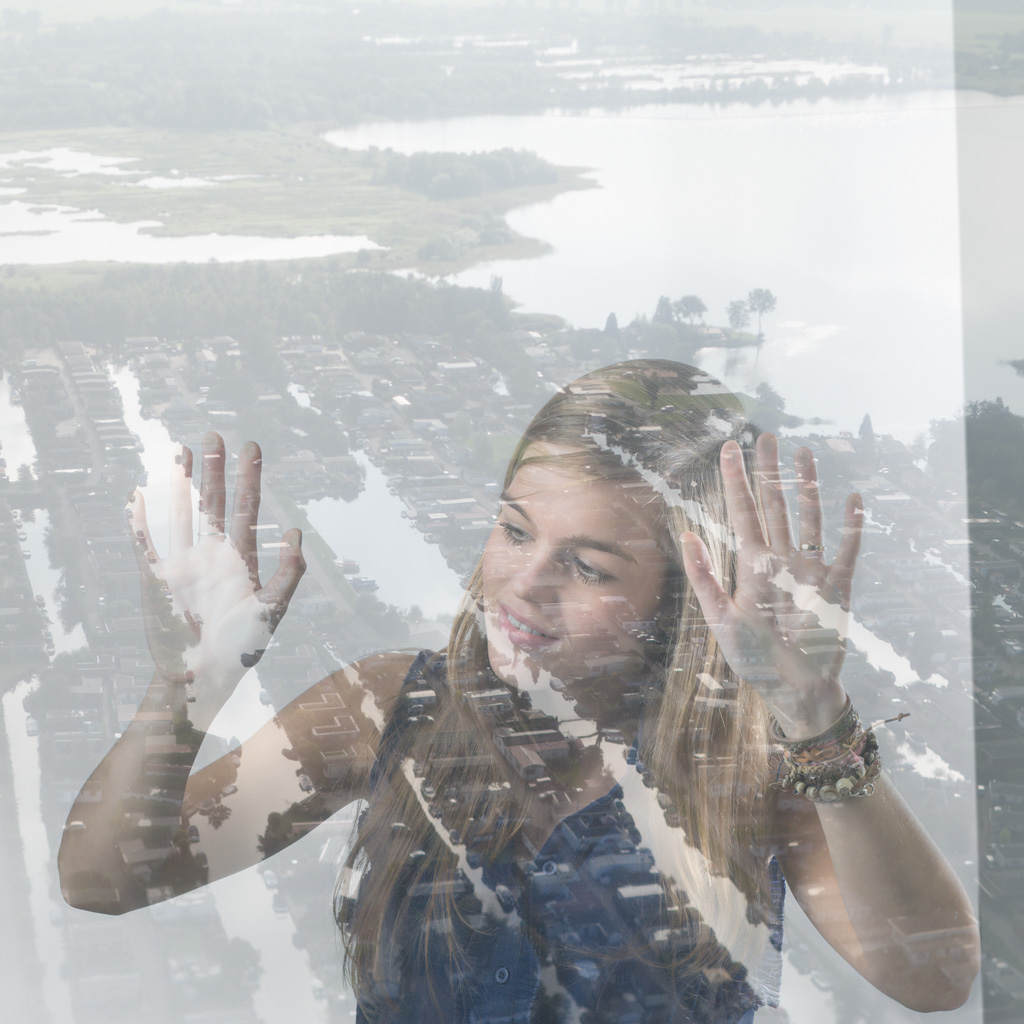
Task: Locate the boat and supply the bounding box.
[336,559,360,575]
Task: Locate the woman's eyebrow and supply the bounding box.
[565,535,637,565]
[499,493,532,523]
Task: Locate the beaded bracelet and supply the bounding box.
[770,697,883,802]
[775,734,882,801]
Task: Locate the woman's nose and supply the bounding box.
[510,547,560,602]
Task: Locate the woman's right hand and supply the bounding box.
[129,433,305,722]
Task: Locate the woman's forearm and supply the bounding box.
[800,772,980,1011]
[57,669,225,914]
[58,652,397,916]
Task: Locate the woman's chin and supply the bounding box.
[486,637,546,689]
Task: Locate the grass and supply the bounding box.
[0,123,594,282]
[0,263,112,291]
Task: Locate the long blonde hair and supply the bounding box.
[340,360,780,1013]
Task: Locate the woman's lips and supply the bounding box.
[497,604,559,650]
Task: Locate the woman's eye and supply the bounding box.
[499,521,528,546]
[573,557,610,586]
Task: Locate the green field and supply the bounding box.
[0,124,593,282]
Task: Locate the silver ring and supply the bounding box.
[799,543,824,552]
[197,530,222,538]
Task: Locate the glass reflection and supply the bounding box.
[55,360,979,1023]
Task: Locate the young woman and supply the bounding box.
[59,360,979,1023]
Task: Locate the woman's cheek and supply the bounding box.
[563,610,630,657]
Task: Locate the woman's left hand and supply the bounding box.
[681,433,862,740]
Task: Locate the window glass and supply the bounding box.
[0,2,992,1021]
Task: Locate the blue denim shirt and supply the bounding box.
[355,652,784,1024]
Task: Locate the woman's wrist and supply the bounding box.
[767,680,849,742]
[771,690,888,804]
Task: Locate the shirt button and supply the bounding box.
[494,967,510,985]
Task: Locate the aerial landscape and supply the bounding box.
[1,2,1023,1023]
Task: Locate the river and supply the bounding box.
[0,372,38,477]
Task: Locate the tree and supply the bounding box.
[206,804,232,830]
[257,811,294,858]
[653,295,675,324]
[727,300,750,332]
[930,399,1024,515]
[673,295,706,325]
[755,382,785,413]
[746,288,777,338]
[752,382,790,432]
[604,312,619,335]
[859,413,874,439]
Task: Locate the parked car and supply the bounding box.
[495,885,515,912]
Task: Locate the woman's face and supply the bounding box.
[481,446,673,691]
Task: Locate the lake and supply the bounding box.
[324,91,1020,441]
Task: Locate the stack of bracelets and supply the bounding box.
[771,696,882,802]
